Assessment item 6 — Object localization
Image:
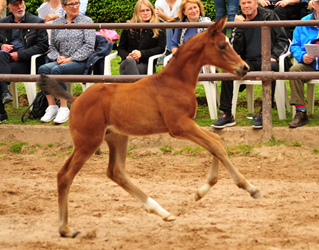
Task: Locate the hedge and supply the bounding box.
[24,0,216,23]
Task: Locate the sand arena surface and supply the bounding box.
[1,126,319,249]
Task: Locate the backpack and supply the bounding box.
[21,91,59,122]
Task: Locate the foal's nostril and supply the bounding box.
[243,65,249,72]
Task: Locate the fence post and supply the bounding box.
[261,26,272,142]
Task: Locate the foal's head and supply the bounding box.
[204,17,249,77]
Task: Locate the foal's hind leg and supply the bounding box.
[58,143,102,237]
[105,131,175,221]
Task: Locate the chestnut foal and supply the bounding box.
[38,18,261,238]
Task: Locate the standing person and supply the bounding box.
[118,0,166,75]
[213,0,239,34]
[38,0,65,23]
[171,0,211,55]
[258,0,309,39]
[155,0,182,53]
[0,0,49,122]
[39,0,95,124]
[211,0,290,129]
[0,0,6,19]
[37,0,65,41]
[288,0,319,128]
[79,0,87,15]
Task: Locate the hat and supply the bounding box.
[7,0,19,4]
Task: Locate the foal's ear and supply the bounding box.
[208,17,227,35]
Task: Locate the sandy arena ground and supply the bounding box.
[1,126,319,249]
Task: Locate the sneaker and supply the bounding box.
[41,105,58,123]
[211,113,236,128]
[2,92,13,104]
[252,111,262,129]
[0,112,8,122]
[289,111,309,128]
[53,108,69,124]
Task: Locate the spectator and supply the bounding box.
[213,0,239,34]
[288,0,319,128]
[171,0,211,55]
[39,0,95,124]
[211,0,290,129]
[37,0,65,41]
[258,0,309,39]
[79,0,87,15]
[0,0,49,122]
[118,0,166,75]
[155,0,182,53]
[0,0,6,19]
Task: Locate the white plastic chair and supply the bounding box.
[9,53,45,108]
[231,53,291,120]
[163,54,220,120]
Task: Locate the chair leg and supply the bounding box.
[307,83,315,115]
[199,81,218,120]
[232,81,241,119]
[66,83,73,95]
[275,79,287,120]
[9,82,19,108]
[246,85,255,114]
[23,82,37,108]
[285,83,291,113]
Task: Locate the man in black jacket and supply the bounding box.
[0,0,49,122]
[211,0,290,129]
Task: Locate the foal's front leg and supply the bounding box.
[105,132,176,221]
[195,156,219,201]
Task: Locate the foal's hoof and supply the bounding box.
[251,189,263,199]
[60,230,81,238]
[163,215,176,221]
[194,191,202,202]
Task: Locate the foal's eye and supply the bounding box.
[218,44,226,50]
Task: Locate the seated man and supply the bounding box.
[0,0,49,122]
[258,0,309,39]
[288,0,319,128]
[211,0,290,129]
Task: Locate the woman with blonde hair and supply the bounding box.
[117,0,166,75]
[171,0,211,54]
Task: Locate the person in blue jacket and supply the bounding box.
[288,0,319,128]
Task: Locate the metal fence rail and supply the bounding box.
[1,20,319,141]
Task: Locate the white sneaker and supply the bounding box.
[41,105,58,122]
[53,108,70,124]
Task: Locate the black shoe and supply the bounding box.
[2,92,13,104]
[289,111,309,128]
[0,112,7,122]
[252,111,262,129]
[211,112,236,128]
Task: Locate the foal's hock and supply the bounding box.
[38,18,260,238]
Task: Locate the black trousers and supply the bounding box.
[265,5,300,40]
[219,58,279,113]
[0,52,30,114]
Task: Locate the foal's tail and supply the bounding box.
[37,74,77,104]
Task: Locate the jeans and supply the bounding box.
[166,28,173,52]
[213,0,239,34]
[38,60,87,94]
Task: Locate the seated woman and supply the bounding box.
[117,0,166,75]
[39,0,95,124]
[171,0,211,55]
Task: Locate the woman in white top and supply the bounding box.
[38,0,65,41]
[155,0,182,53]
